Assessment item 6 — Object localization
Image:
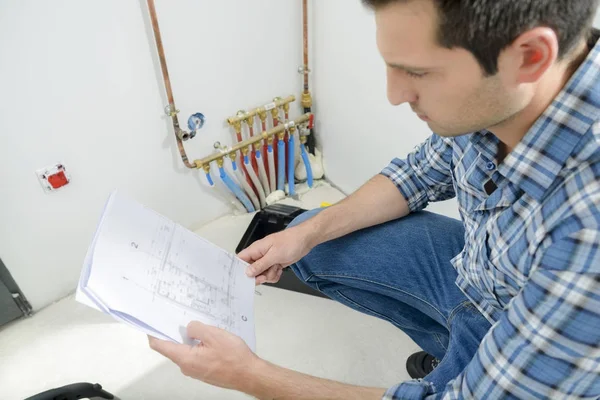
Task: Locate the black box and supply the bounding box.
[236,204,328,299]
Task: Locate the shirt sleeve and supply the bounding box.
[383,228,600,399]
[380,134,456,212]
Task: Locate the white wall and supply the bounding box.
[1,1,598,312]
[0,0,303,310]
[311,0,460,219]
[312,2,600,220]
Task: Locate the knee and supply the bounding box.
[286,208,326,280]
[287,207,326,229]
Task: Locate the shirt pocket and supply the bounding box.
[484,221,532,309]
[487,258,525,309]
[454,153,488,213]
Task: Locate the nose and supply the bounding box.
[386,68,418,106]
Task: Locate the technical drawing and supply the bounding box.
[122,217,245,334]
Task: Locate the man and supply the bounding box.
[149,0,600,398]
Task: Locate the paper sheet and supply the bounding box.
[76,192,256,350]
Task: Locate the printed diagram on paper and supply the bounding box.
[122,214,247,334]
[78,192,255,349]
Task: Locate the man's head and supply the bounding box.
[364,0,598,137]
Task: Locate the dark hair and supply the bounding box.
[363,0,599,75]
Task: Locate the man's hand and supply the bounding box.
[150,321,386,399]
[238,225,314,286]
[148,321,258,391]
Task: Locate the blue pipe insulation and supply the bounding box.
[300,144,314,188]
[255,150,266,183]
[218,167,255,213]
[205,172,214,186]
[277,139,286,191]
[288,134,296,196]
[267,144,276,192]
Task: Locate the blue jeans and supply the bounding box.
[288,209,492,390]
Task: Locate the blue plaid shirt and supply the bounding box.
[381,31,600,399]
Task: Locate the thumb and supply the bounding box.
[187,321,220,343]
[237,239,270,263]
[245,253,275,277]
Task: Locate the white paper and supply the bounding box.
[76,191,256,351]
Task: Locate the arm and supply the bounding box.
[148,322,386,400]
[246,359,385,400]
[386,228,600,399]
[300,174,410,248]
[303,133,456,248]
[239,175,410,284]
[240,133,456,283]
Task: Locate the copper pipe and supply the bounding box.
[147,0,195,169]
[242,113,260,192]
[245,115,260,175]
[195,113,312,169]
[301,0,316,154]
[282,105,290,171]
[234,112,257,192]
[270,106,281,179]
[302,0,309,92]
[226,95,295,125]
[258,115,269,175]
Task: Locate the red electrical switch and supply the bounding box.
[48,170,69,189]
[36,163,71,193]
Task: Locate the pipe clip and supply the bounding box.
[298,66,311,74]
[164,104,180,117]
[213,141,231,155]
[300,125,311,136]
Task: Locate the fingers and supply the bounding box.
[237,239,269,263]
[255,266,275,285]
[245,253,275,278]
[256,265,284,285]
[148,336,190,364]
[238,239,277,278]
[187,321,221,342]
[265,265,281,282]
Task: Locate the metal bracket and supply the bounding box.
[164,104,180,117]
[11,293,33,317]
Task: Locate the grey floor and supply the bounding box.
[0,184,418,399]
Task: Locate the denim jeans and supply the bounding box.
[288,209,492,391]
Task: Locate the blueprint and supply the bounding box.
[76,192,255,350]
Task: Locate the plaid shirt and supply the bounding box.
[381,31,600,399]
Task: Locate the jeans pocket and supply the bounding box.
[334,289,424,332]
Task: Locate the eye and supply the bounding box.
[405,70,427,79]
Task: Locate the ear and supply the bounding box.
[509,27,559,84]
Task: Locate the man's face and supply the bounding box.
[375,0,528,136]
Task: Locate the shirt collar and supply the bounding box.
[496,30,600,202]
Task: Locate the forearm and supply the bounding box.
[300,174,409,247]
[243,358,386,400]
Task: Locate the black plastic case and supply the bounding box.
[236,204,328,299]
